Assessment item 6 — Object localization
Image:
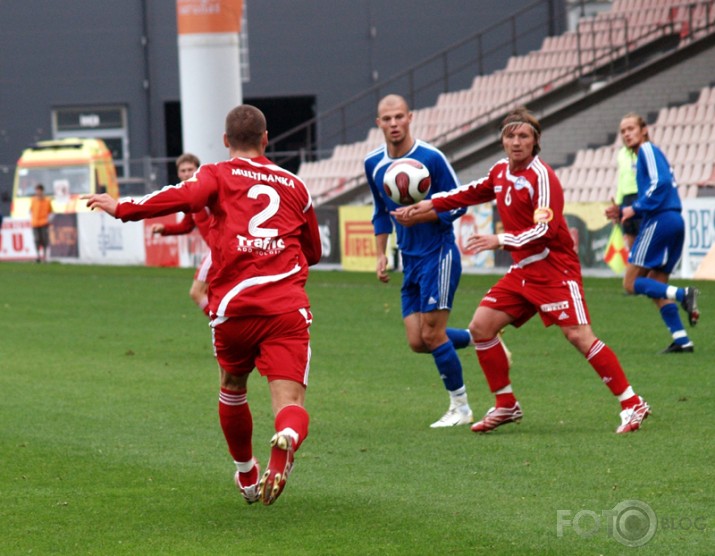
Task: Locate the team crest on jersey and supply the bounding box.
[533,206,554,224]
[514,177,529,190]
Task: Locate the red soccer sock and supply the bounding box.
[586,340,631,402]
[475,336,513,406]
[218,388,253,463]
[495,390,517,409]
[274,404,310,452]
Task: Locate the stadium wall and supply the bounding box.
[4,198,713,279]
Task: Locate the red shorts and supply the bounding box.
[210,308,313,385]
[480,267,591,328]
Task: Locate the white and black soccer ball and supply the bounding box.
[382,158,431,205]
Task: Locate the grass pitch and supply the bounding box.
[0,262,713,555]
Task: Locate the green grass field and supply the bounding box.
[1,262,713,555]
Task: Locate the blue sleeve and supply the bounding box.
[632,144,673,216]
[365,160,393,236]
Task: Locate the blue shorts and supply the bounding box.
[629,210,684,274]
[400,243,461,318]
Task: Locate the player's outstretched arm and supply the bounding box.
[83,194,119,217]
[466,233,500,253]
[393,199,435,226]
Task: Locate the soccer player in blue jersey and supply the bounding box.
[606,113,700,353]
[364,94,475,428]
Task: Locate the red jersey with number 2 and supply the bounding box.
[115,156,321,318]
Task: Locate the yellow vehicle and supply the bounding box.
[11,138,119,217]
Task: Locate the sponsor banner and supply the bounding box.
[681,198,715,279]
[77,212,145,265]
[339,205,378,272]
[178,227,209,269]
[563,202,612,270]
[454,204,495,269]
[50,213,79,258]
[316,206,340,264]
[144,215,181,267]
[0,218,36,261]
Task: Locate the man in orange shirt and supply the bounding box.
[30,184,53,262]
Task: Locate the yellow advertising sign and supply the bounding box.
[339,205,379,272]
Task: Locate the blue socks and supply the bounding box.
[446,328,472,349]
[431,341,465,391]
[633,277,669,299]
[659,304,690,346]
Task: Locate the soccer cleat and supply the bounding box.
[616,397,651,434]
[659,342,694,354]
[681,287,700,326]
[471,402,523,433]
[234,459,261,505]
[258,432,295,506]
[430,405,474,428]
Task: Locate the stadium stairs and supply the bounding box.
[299,0,715,207]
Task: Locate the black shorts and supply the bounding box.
[621,193,642,236]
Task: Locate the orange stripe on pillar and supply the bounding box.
[176,0,243,35]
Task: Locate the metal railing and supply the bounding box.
[309,0,715,206]
[265,0,561,169]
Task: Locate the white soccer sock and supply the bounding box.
[617,386,635,402]
[235,458,256,473]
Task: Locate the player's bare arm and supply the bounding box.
[399,199,435,222]
[83,193,119,216]
[466,233,500,253]
[151,223,166,234]
[375,233,390,283]
[391,204,437,227]
[620,205,635,222]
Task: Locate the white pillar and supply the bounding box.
[176,1,244,166]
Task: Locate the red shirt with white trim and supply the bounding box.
[115,156,321,317]
[431,156,582,281]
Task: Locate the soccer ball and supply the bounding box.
[382,158,431,205]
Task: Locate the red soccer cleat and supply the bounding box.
[471,402,523,433]
[258,432,295,505]
[616,397,651,434]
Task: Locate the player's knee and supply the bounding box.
[408,339,429,353]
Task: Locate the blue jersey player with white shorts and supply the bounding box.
[365,94,475,428]
[606,113,700,354]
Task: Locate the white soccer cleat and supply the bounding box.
[234,459,261,505]
[430,405,474,428]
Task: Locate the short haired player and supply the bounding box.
[85,105,322,505]
[364,94,477,428]
[399,107,650,434]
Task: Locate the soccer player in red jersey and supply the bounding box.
[399,107,650,434]
[85,105,322,504]
[151,153,215,316]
